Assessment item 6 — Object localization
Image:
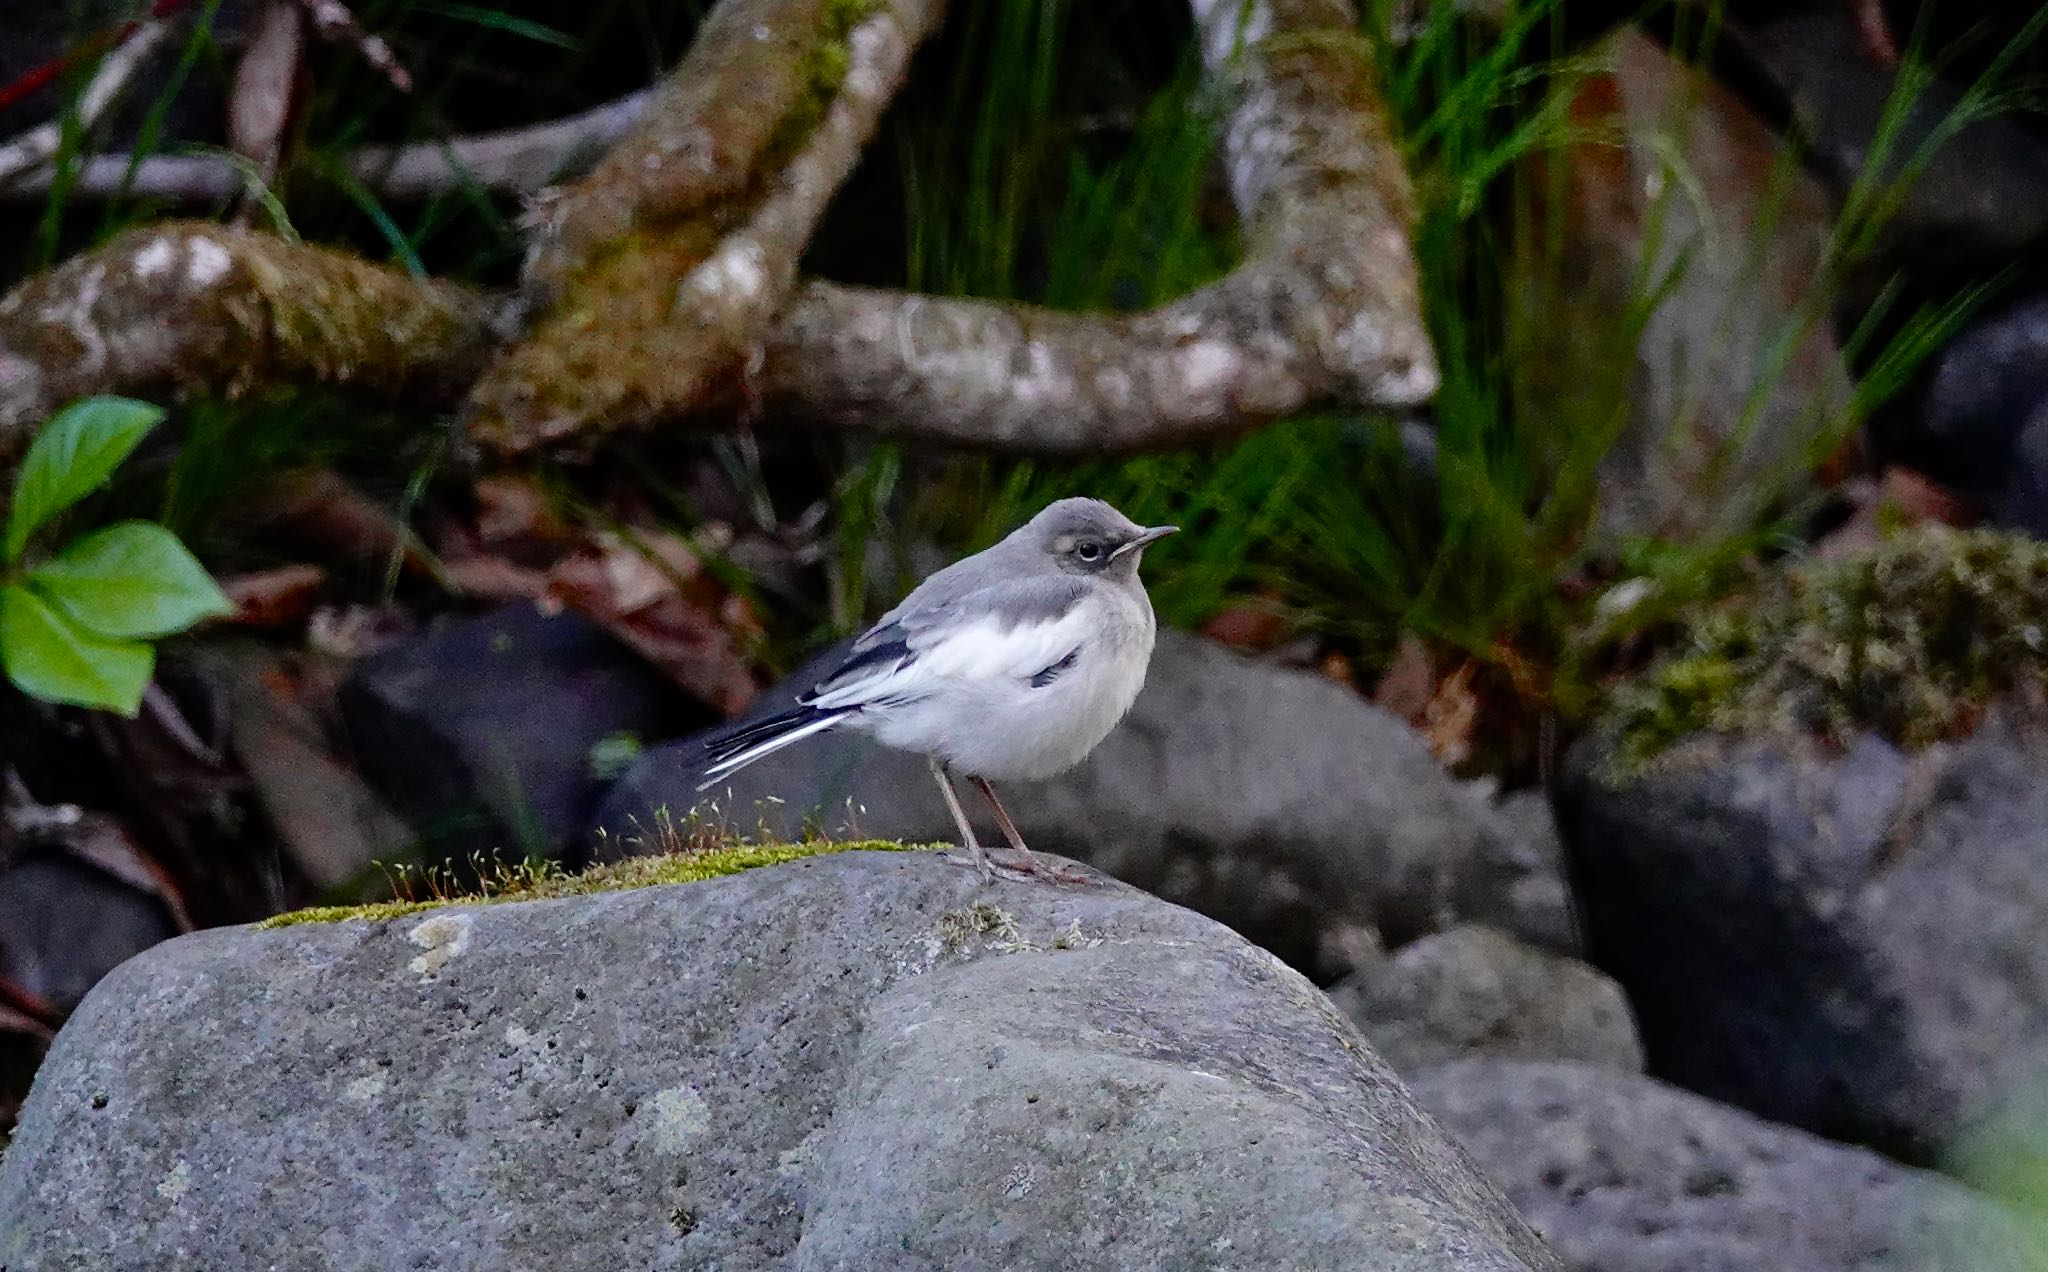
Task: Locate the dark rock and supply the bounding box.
[197,642,414,892]
[340,601,706,860]
[0,851,1561,1271]
[1915,295,2048,536]
[1558,709,2048,1159]
[0,852,177,1016]
[1412,1060,2048,1272]
[1328,926,1643,1074]
[597,630,1572,980]
[1733,12,2048,280]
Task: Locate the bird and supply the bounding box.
[698,497,1176,882]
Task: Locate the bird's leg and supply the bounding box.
[928,757,995,880]
[968,775,1032,855]
[967,776,1089,885]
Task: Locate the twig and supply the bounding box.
[297,0,412,92]
[0,91,651,202]
[0,21,174,188]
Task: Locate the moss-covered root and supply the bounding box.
[0,223,498,475]
[467,0,935,455]
[260,840,934,928]
[1604,528,2048,774]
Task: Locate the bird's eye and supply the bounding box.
[1075,540,1103,562]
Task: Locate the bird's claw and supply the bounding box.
[941,847,1090,886]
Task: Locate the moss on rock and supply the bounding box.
[1604,528,2048,774]
[260,839,934,928]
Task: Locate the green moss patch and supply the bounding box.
[1604,528,2048,774]
[259,839,936,929]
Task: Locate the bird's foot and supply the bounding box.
[941,846,1087,885]
[985,846,1093,886]
[943,848,998,881]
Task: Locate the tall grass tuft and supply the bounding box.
[864,0,2037,776]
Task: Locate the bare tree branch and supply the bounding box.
[0,92,651,203]
[0,223,499,466]
[466,0,948,455]
[0,0,1435,473]
[0,21,174,188]
[752,0,1437,453]
[296,0,413,92]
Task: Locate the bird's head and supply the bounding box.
[1024,497,1177,581]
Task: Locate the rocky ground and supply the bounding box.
[0,850,1560,1271]
[4,530,2046,1271]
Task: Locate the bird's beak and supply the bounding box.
[1114,525,1179,558]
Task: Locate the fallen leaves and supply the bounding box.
[538,530,761,717]
[1372,634,1482,768]
[437,475,761,715]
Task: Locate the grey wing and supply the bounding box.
[802,574,1092,708]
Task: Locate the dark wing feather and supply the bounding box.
[801,621,913,705]
[1028,647,1080,688]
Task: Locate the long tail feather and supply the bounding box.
[697,707,847,791]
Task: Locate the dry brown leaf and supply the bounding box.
[543,534,758,716]
[244,469,426,575]
[1372,633,1435,723]
[219,564,329,628]
[442,554,551,603]
[1420,660,1480,768]
[471,473,572,555]
[1201,600,1291,653]
[229,1,305,186]
[3,775,193,935]
[1815,467,1978,561]
[306,604,414,659]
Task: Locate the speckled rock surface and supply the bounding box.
[1328,926,1643,1074]
[0,851,1559,1272]
[1413,1060,2048,1272]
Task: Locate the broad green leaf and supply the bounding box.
[3,397,165,562]
[0,583,154,715]
[28,521,233,639]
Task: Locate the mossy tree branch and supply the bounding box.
[752,0,1438,453]
[0,0,1434,473]
[465,0,946,455]
[0,224,499,471]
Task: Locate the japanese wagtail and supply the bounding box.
[700,497,1175,882]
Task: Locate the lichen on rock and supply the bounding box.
[260,837,931,928]
[1603,527,2048,774]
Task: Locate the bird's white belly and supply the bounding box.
[862,617,1154,780]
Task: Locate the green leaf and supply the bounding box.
[0,583,154,715]
[4,397,166,562]
[28,521,234,639]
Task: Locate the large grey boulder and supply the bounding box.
[1328,925,1643,1075]
[0,850,1560,1272]
[1558,710,2048,1159]
[598,630,1572,980]
[1412,1060,2048,1272]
